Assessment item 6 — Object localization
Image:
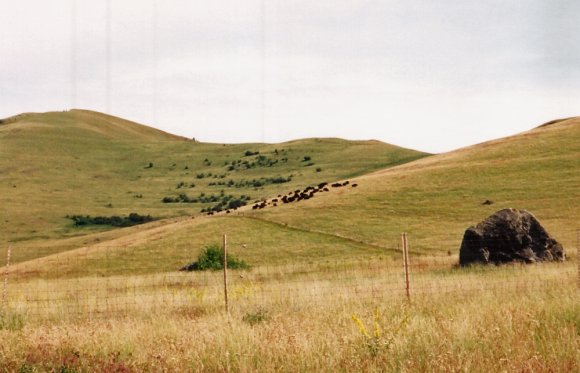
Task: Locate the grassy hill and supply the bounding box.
[0,109,428,257]
[2,114,578,372]
[6,115,578,277]
[254,116,579,251]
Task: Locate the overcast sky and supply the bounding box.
[1,1,579,152]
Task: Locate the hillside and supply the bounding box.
[0,109,428,257]
[8,116,579,278]
[254,116,580,251]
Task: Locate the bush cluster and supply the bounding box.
[163,192,251,212]
[180,244,249,271]
[196,172,212,179]
[227,155,279,171]
[176,181,195,189]
[208,175,292,188]
[200,194,252,212]
[68,213,155,227]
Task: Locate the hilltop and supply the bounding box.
[0,109,428,258]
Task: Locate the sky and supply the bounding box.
[1,1,579,153]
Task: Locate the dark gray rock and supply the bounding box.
[459,208,565,266]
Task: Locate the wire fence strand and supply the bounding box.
[2,232,577,321]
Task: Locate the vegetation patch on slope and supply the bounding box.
[67,213,156,227]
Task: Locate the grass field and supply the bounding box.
[0,110,427,254]
[0,112,578,371]
[0,257,577,372]
[5,115,576,273]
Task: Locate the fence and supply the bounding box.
[1,232,578,321]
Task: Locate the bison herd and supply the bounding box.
[205,180,358,216]
[251,180,358,211]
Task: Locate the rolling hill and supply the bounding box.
[254,116,580,252]
[0,109,428,260]
[5,114,578,278]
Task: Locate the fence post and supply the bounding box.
[2,246,11,311]
[401,233,410,300]
[223,234,229,313]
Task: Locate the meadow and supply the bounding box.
[0,252,577,372]
[0,110,426,259]
[0,112,578,371]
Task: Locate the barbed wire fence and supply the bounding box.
[1,230,578,321]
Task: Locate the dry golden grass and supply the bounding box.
[0,254,577,372]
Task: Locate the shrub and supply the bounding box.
[68,213,155,227]
[303,156,311,162]
[316,167,322,172]
[180,244,249,271]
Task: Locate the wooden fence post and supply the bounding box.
[223,234,229,313]
[401,233,410,300]
[2,246,11,311]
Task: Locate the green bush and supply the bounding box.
[68,213,155,227]
[180,244,249,271]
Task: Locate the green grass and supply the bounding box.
[0,109,427,255]
[253,117,580,254]
[1,109,578,373]
[2,113,578,277]
[9,216,389,278]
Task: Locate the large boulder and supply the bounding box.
[459,208,565,266]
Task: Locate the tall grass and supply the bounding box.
[0,256,577,371]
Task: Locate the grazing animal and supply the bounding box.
[342,181,350,186]
[351,184,358,187]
